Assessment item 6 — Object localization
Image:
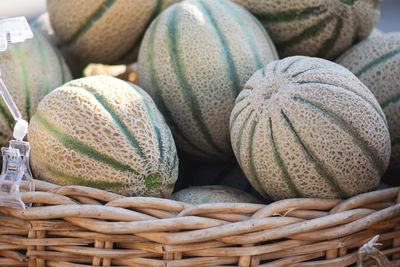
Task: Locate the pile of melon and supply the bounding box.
[2,0,398,203]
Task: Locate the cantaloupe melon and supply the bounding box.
[28,75,178,197]
[47,0,180,63]
[337,32,400,167]
[229,0,380,59]
[0,28,71,146]
[138,0,278,161]
[230,56,390,200]
[170,185,261,204]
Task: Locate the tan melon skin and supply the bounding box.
[138,0,278,161]
[47,0,180,64]
[0,28,71,146]
[28,76,178,198]
[230,56,390,200]
[337,33,400,166]
[170,185,261,204]
[230,0,380,59]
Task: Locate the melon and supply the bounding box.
[28,75,178,197]
[337,32,400,167]
[230,56,390,200]
[170,185,261,204]
[138,0,278,161]
[47,0,180,64]
[229,0,380,59]
[0,28,71,146]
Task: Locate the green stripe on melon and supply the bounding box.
[127,83,164,162]
[337,33,400,167]
[59,0,117,48]
[34,111,141,175]
[280,109,346,198]
[268,117,302,198]
[115,0,165,63]
[35,39,52,95]
[138,0,278,160]
[230,56,390,200]
[145,16,210,156]
[247,118,274,200]
[48,0,180,63]
[47,165,127,189]
[166,5,225,154]
[229,0,380,59]
[28,75,178,197]
[12,45,32,119]
[256,6,328,24]
[289,95,385,176]
[80,85,147,160]
[0,28,71,146]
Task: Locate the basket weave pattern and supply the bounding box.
[0,179,399,267]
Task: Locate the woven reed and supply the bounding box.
[0,179,399,267]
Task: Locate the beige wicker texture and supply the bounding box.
[0,179,399,267]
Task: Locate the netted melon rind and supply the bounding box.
[229,0,380,59]
[0,28,72,146]
[230,56,390,200]
[170,185,261,204]
[138,0,278,161]
[47,0,181,63]
[28,75,178,198]
[337,32,400,166]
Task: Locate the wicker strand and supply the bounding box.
[0,180,399,266]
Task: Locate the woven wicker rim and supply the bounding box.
[0,179,399,266]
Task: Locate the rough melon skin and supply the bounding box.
[0,28,71,146]
[47,0,180,64]
[28,76,178,197]
[230,56,390,200]
[170,185,261,204]
[229,0,380,59]
[337,33,400,166]
[138,0,278,161]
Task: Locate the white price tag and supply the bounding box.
[0,17,33,52]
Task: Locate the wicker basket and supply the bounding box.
[0,179,399,267]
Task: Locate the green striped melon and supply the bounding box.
[230,56,390,200]
[170,185,261,204]
[337,32,400,167]
[229,0,380,59]
[138,0,278,160]
[47,0,180,64]
[0,28,71,146]
[28,75,178,197]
